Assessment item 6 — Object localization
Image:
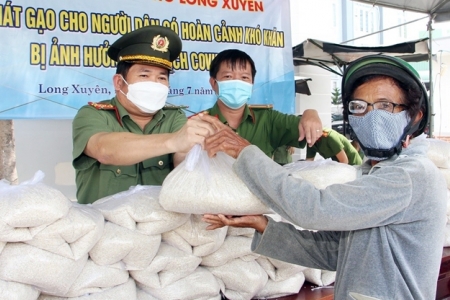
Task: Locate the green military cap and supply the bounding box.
[107,25,182,71]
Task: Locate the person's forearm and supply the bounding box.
[85,132,176,165]
[335,150,349,164]
[173,152,187,166]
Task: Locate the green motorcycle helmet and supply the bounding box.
[341,54,429,158]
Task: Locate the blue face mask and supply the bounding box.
[216,80,253,109]
[349,110,410,161]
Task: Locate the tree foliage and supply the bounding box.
[331,87,342,106]
[0,120,18,184]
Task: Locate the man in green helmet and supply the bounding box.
[201,54,447,300]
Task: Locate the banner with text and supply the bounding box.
[0,0,294,119]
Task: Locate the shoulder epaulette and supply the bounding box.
[164,104,193,110]
[248,104,273,109]
[87,102,123,127]
[88,102,116,110]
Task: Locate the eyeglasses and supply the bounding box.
[348,99,408,114]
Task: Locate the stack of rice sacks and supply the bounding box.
[0,144,361,299]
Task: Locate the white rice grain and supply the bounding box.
[159,145,271,215]
[89,222,160,270]
[26,203,104,260]
[0,243,88,296]
[92,185,190,235]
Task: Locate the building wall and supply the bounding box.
[14,120,76,200]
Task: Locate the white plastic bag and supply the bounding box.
[63,259,129,297]
[255,272,305,299]
[285,159,358,189]
[427,138,450,169]
[207,258,268,300]
[201,235,259,267]
[38,278,137,300]
[137,267,221,300]
[26,203,104,260]
[257,256,307,282]
[159,144,271,215]
[89,222,161,270]
[303,268,336,287]
[172,214,227,257]
[0,171,72,242]
[92,185,190,235]
[0,279,40,300]
[130,242,201,289]
[0,243,88,296]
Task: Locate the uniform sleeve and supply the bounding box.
[327,131,345,156]
[269,111,306,149]
[306,145,317,159]
[233,145,413,231]
[72,106,113,170]
[169,109,187,132]
[251,218,340,270]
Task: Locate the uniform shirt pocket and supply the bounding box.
[99,164,138,178]
[142,155,171,170]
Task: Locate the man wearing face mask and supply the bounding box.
[72,25,216,204]
[204,49,323,157]
[200,55,447,299]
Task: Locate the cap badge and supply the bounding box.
[151,35,169,53]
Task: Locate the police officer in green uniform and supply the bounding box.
[72,25,215,204]
[204,49,323,157]
[306,128,362,165]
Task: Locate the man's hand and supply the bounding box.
[204,129,251,158]
[199,114,251,158]
[202,214,268,234]
[167,116,217,153]
[299,109,323,147]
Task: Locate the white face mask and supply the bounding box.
[120,76,169,114]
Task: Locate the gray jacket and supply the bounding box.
[233,139,447,300]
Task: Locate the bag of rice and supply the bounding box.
[137,267,221,300]
[426,138,450,169]
[0,243,88,296]
[0,171,72,242]
[92,185,190,235]
[439,168,450,189]
[0,279,40,300]
[303,268,336,287]
[26,203,104,260]
[284,159,358,189]
[63,260,129,297]
[226,226,255,237]
[38,278,137,300]
[172,214,227,257]
[159,144,271,215]
[255,272,305,299]
[89,222,160,270]
[130,242,201,289]
[161,230,193,254]
[256,256,306,282]
[207,258,268,300]
[201,235,259,267]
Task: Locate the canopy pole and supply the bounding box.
[428,14,435,138]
